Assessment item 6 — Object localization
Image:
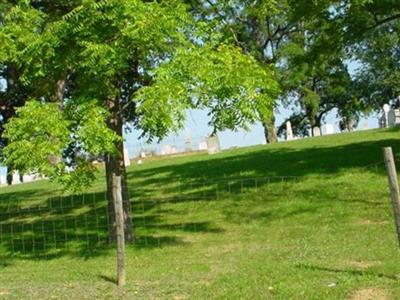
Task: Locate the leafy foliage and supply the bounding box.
[1,0,278,190]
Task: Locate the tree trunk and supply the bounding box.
[6,168,13,185]
[105,98,134,244]
[262,114,277,144]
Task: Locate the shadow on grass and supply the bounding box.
[0,132,399,261]
[98,274,116,284]
[296,263,399,281]
[126,138,400,195]
[0,189,221,261]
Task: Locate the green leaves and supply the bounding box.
[2,0,280,191]
[3,101,70,176]
[136,43,279,137]
[66,100,120,156]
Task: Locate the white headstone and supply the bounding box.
[382,104,391,128]
[0,175,6,185]
[12,171,21,185]
[324,123,334,135]
[198,141,208,151]
[206,135,221,154]
[162,144,173,155]
[137,159,142,165]
[23,174,35,183]
[286,121,293,141]
[140,151,146,158]
[383,104,391,113]
[312,127,321,137]
[184,129,192,152]
[388,109,400,127]
[123,148,131,167]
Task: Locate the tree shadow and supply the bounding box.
[126,138,400,191]
[0,189,222,261]
[0,132,399,261]
[296,263,398,281]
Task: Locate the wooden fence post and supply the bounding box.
[113,174,126,286]
[383,147,400,246]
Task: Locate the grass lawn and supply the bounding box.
[1,128,400,299]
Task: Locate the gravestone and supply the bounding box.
[206,135,221,154]
[363,122,369,130]
[388,109,400,127]
[312,127,321,137]
[324,123,334,135]
[184,129,192,152]
[123,148,131,167]
[171,146,177,154]
[23,174,35,183]
[198,141,208,151]
[161,144,173,155]
[380,104,391,128]
[12,171,22,185]
[286,121,293,141]
[0,175,5,186]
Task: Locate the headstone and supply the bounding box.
[198,141,208,151]
[324,123,334,135]
[123,148,131,167]
[140,151,146,158]
[12,171,21,185]
[363,122,369,130]
[0,175,5,185]
[206,135,221,154]
[312,127,321,137]
[137,159,142,165]
[184,129,192,152]
[381,104,391,128]
[23,174,35,183]
[388,109,400,127]
[286,121,293,141]
[161,144,173,155]
[383,104,391,113]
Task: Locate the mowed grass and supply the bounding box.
[1,128,400,299]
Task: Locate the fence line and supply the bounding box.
[0,161,391,257]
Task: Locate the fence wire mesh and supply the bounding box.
[0,160,392,259]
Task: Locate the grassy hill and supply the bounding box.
[1,128,400,299]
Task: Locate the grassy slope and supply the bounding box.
[1,128,400,299]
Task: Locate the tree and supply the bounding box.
[352,21,400,112]
[283,0,400,124]
[1,0,278,243]
[187,0,300,143]
[0,1,79,185]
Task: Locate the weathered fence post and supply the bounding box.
[383,147,400,245]
[113,174,126,286]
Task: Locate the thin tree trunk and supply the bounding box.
[6,168,13,185]
[105,98,134,244]
[262,114,277,144]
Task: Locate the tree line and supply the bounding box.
[0,0,399,242]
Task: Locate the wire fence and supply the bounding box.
[0,160,392,258]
